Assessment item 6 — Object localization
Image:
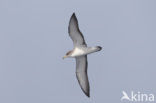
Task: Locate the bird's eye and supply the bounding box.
[66,51,72,55]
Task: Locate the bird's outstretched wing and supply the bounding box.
[68,13,87,47]
[75,55,90,97]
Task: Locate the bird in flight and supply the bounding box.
[63,13,102,97]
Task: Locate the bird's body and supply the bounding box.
[70,47,85,57]
[68,46,101,57]
[63,13,102,97]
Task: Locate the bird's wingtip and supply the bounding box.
[80,86,90,97]
[71,12,76,18]
[72,12,75,15]
[85,92,90,98]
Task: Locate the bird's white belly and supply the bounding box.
[71,48,85,57]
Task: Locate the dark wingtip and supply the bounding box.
[71,12,76,18]
[84,91,90,97]
[80,85,90,97]
[87,93,90,98]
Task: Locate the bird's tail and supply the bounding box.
[86,46,102,54]
[96,46,102,51]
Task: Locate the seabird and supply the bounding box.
[63,13,102,97]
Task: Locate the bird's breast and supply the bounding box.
[71,48,85,57]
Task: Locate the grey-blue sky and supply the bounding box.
[0,0,156,103]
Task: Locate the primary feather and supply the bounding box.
[68,13,87,47]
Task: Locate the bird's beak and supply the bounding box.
[62,55,67,59]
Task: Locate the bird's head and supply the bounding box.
[63,50,73,59]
